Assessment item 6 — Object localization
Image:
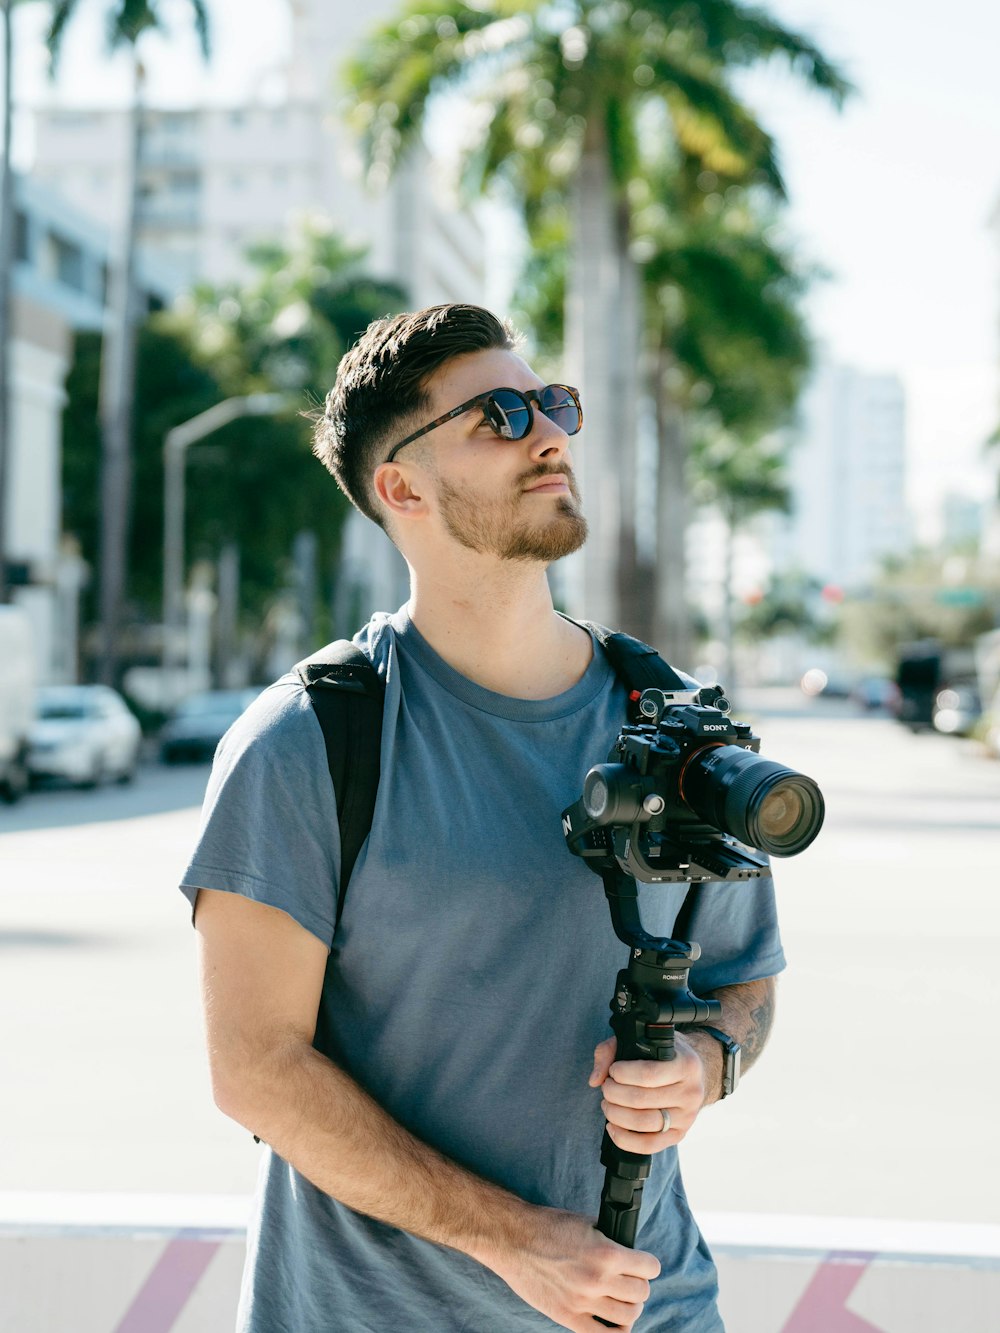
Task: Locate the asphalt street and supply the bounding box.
[1,692,997,1227]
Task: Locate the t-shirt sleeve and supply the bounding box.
[685,871,786,993]
[178,679,341,948]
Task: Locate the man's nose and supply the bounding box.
[527,408,572,461]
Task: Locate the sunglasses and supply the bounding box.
[385,384,583,465]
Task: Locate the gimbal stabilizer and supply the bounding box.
[562,682,823,1262]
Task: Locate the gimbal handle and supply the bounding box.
[591,868,720,1248]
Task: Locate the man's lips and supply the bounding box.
[525,475,571,494]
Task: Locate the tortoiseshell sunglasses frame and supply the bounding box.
[384,384,582,465]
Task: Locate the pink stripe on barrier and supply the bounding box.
[780,1251,883,1333]
[113,1235,222,1333]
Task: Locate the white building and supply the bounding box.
[30,0,486,631]
[4,173,174,683]
[771,361,910,591]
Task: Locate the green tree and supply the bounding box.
[837,549,1000,664]
[62,225,407,679]
[46,0,211,684]
[345,0,850,629]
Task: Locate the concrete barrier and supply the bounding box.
[1,1195,998,1332]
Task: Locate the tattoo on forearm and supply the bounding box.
[741,987,775,1071]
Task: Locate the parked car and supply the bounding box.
[28,685,142,787]
[932,683,981,737]
[159,688,261,764]
[0,605,34,802]
[850,676,901,713]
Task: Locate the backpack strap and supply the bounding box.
[294,641,385,926]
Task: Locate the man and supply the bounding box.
[182,303,783,1332]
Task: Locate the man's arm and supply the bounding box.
[590,977,778,1154]
[194,888,660,1333]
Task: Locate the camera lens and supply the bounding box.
[583,765,646,825]
[680,746,824,856]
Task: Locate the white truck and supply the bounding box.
[0,605,34,802]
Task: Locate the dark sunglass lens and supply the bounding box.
[487,391,531,439]
[540,386,581,436]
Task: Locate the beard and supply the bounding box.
[434,464,589,563]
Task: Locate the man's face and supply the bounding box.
[406,348,588,564]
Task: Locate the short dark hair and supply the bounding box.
[311,303,519,531]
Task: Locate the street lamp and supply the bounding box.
[162,393,289,703]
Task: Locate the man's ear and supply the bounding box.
[372,462,429,524]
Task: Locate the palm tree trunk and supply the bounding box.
[721,500,736,695]
[653,345,692,664]
[96,51,145,684]
[614,199,642,638]
[0,0,14,605]
[566,117,621,628]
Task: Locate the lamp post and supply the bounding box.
[162,393,288,704]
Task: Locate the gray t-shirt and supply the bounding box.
[180,608,785,1332]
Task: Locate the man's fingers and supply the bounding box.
[620,1246,661,1282]
[606,1122,681,1153]
[609,1057,691,1088]
[602,1100,681,1135]
[589,1036,617,1087]
[589,1294,645,1326]
[608,1274,652,1304]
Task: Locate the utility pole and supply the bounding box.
[162,394,288,704]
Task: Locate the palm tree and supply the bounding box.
[345,0,850,627]
[512,179,812,658]
[46,0,210,683]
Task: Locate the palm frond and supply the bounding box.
[652,54,785,194]
[44,0,78,75]
[188,0,211,60]
[107,0,159,52]
[344,0,539,174]
[648,0,855,106]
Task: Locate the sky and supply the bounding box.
[9,0,1000,541]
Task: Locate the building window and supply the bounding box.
[14,210,30,262]
[52,233,85,292]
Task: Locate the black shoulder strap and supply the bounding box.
[566,618,692,715]
[294,640,384,926]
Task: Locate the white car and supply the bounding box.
[28,685,142,788]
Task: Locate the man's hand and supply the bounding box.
[486,1207,661,1333]
[587,976,778,1154]
[588,1034,719,1154]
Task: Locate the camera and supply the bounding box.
[562,684,824,884]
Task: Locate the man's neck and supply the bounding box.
[406,563,593,700]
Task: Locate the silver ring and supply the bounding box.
[660,1108,671,1133]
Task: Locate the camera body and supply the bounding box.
[563,684,822,884]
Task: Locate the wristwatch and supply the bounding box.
[688,1025,741,1099]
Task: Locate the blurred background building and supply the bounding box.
[6,172,173,683]
[772,359,909,591]
[22,0,486,664]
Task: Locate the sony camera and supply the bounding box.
[562,684,824,884]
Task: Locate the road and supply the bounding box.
[1,696,997,1227]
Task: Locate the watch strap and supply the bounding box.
[684,1024,741,1098]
